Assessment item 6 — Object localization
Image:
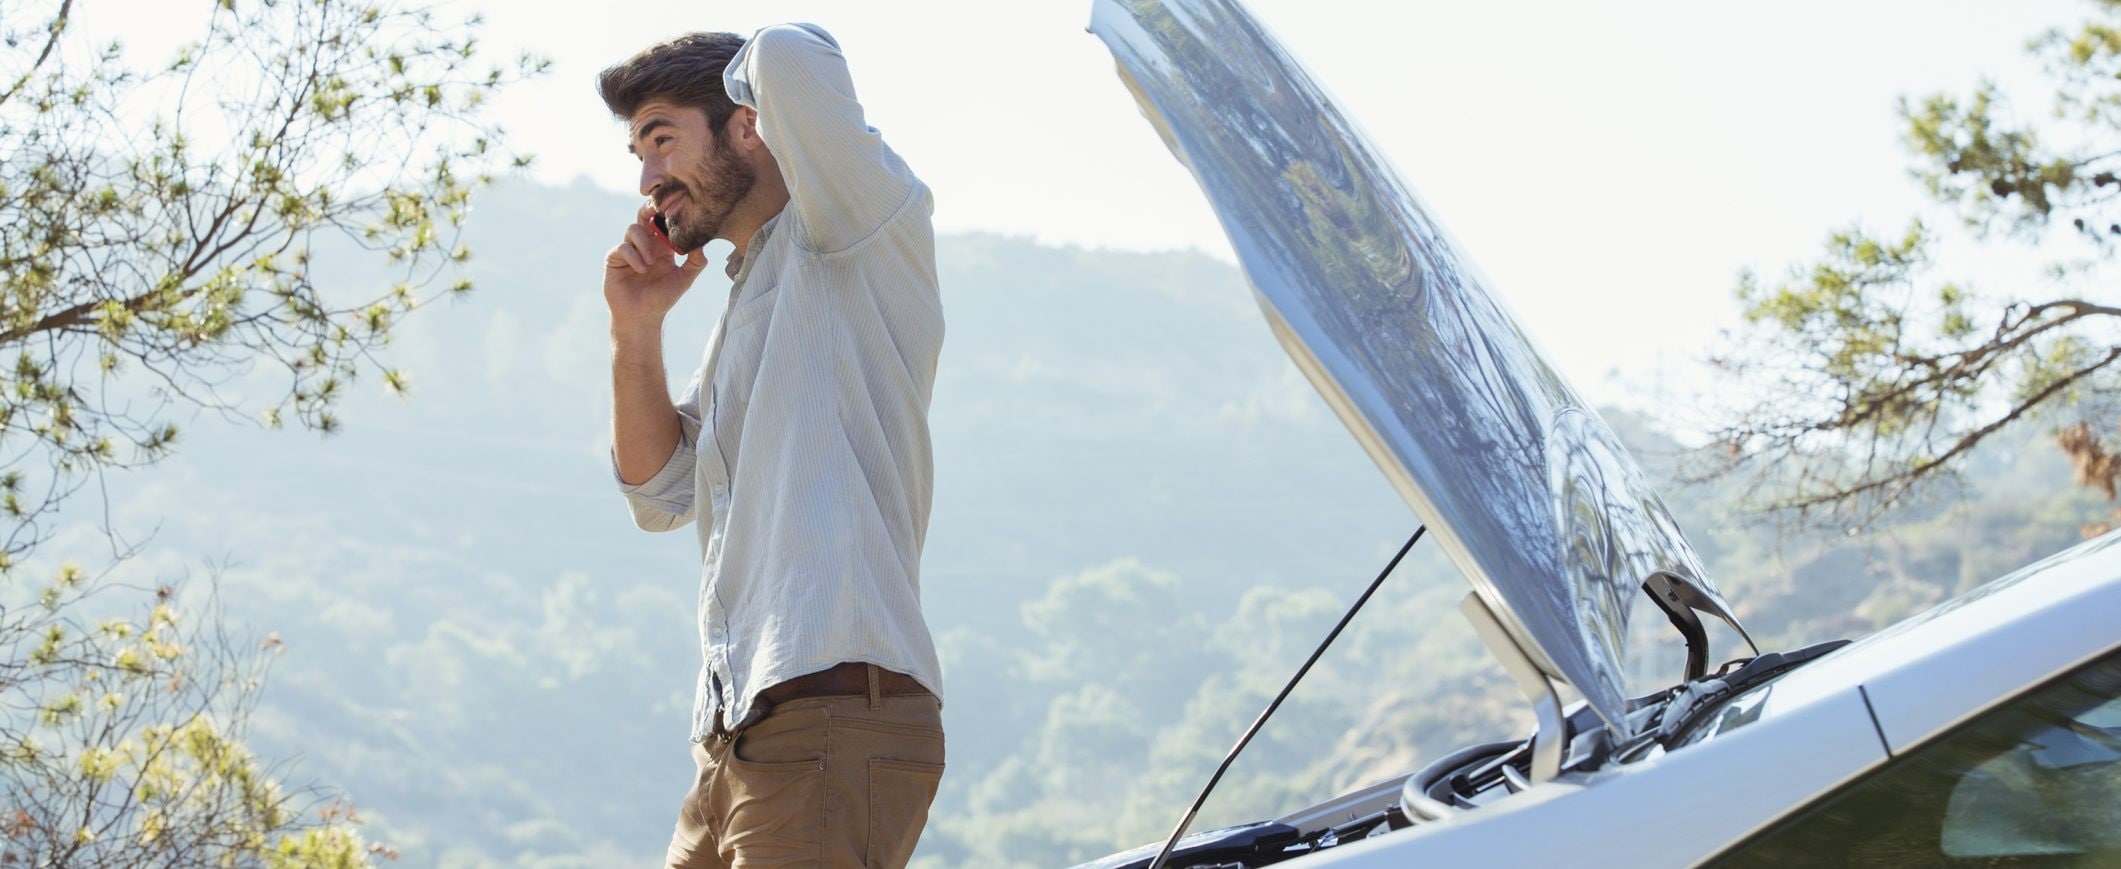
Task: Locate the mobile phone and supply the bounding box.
[650,212,673,249]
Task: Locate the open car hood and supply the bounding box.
[1088,0,1749,736]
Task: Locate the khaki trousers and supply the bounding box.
[666,689,945,868]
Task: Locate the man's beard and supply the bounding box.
[663,139,755,252]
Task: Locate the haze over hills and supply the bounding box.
[43,178,2114,866]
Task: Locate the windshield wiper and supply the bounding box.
[1654,640,1852,745]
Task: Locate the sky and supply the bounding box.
[81,0,2090,407]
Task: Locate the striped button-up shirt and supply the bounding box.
[614,22,944,742]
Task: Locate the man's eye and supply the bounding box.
[655,136,673,148]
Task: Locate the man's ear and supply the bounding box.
[727,107,762,151]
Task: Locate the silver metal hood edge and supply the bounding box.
[1086,0,1754,738]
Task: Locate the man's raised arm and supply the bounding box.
[724,23,917,254]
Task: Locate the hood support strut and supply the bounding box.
[1461,592,1565,783]
[1643,573,1760,682]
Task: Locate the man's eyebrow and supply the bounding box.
[626,117,675,156]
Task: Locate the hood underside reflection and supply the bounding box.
[1088,0,1750,735]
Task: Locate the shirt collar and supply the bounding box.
[725,213,784,282]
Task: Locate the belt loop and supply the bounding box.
[866,663,882,710]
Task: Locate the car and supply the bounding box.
[1072,1,2121,866]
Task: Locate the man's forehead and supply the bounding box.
[628,101,697,136]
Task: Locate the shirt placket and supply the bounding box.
[696,255,756,734]
[701,420,733,719]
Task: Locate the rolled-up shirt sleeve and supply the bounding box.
[725,23,916,254]
[612,367,704,532]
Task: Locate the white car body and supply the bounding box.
[1295,531,2121,866]
[1074,0,2121,865]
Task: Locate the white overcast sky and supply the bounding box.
[86,0,2088,405]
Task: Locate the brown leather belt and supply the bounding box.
[758,661,929,707]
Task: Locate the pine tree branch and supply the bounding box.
[0,0,73,108]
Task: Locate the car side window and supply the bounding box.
[1714,651,2121,867]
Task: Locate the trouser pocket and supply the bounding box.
[720,704,830,865]
[867,757,944,868]
[827,698,944,868]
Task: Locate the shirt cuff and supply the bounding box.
[611,445,694,514]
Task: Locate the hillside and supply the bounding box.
[38,178,2115,867]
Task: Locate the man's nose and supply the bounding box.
[639,156,666,199]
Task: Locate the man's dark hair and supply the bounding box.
[597,32,748,132]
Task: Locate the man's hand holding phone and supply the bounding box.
[604,201,707,333]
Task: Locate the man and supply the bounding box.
[596,25,946,868]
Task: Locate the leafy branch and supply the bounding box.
[1702,1,2121,534]
[0,0,546,570]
